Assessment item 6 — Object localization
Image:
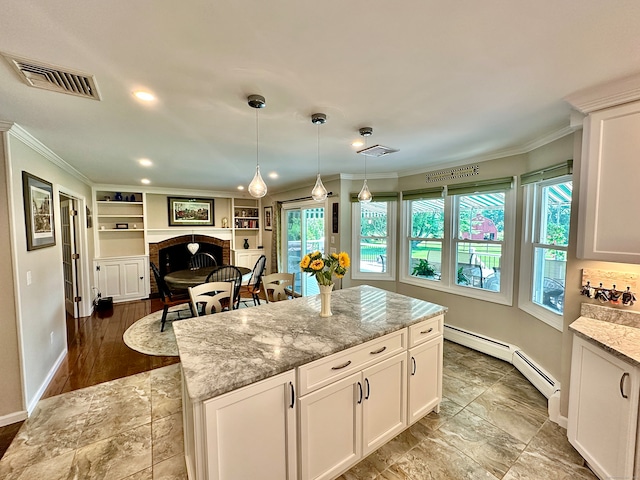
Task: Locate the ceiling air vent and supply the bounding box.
[357,144,399,157]
[2,53,101,100]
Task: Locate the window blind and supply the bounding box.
[446,177,514,196]
[520,160,573,185]
[401,186,444,201]
[349,192,398,202]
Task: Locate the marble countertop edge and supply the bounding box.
[569,316,640,367]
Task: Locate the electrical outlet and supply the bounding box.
[26,271,32,286]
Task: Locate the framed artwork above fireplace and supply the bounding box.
[168,197,215,226]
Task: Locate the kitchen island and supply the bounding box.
[174,285,447,480]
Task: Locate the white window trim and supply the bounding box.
[399,186,516,306]
[351,200,396,281]
[518,177,571,332]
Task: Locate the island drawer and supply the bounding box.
[408,315,443,348]
[297,329,406,396]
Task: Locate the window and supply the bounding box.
[454,193,504,292]
[401,177,515,305]
[351,194,397,280]
[519,161,573,330]
[407,198,444,280]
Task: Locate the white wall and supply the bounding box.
[3,126,93,414]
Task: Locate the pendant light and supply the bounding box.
[357,127,373,203]
[311,113,328,202]
[247,94,268,198]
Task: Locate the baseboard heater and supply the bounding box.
[444,324,559,399]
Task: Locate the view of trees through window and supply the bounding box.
[359,202,389,273]
[532,180,572,314]
[409,199,444,279]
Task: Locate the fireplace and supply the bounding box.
[149,235,231,295]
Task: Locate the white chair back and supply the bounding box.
[262,273,295,302]
[189,281,234,315]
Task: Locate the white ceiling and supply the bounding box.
[0,1,639,194]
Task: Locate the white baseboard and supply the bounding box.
[0,409,28,427]
[26,348,67,414]
[444,323,560,400]
[548,390,568,428]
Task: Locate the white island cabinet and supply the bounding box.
[568,321,640,480]
[174,285,446,480]
[578,100,640,263]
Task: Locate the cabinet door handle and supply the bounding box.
[370,346,386,355]
[365,378,370,400]
[289,382,295,408]
[420,327,434,335]
[411,357,417,375]
[331,360,352,370]
[357,382,363,404]
[620,372,630,399]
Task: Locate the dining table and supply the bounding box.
[163,265,251,290]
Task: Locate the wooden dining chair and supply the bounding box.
[238,255,267,307]
[188,252,217,270]
[206,265,243,309]
[150,262,194,332]
[262,272,295,303]
[188,281,234,316]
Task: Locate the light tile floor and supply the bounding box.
[0,341,597,480]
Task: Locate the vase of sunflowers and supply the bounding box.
[300,251,350,317]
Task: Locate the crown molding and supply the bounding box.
[339,172,398,181]
[92,183,251,199]
[2,122,92,185]
[398,124,575,178]
[564,71,640,113]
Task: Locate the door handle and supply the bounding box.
[365,378,370,400]
[420,327,434,335]
[370,346,387,355]
[289,382,295,408]
[411,356,417,375]
[357,382,363,404]
[620,372,630,399]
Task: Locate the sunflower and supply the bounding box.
[310,259,325,271]
[300,255,311,269]
[338,252,350,268]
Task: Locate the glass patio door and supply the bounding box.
[283,202,326,296]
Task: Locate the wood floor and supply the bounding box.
[0,298,174,459]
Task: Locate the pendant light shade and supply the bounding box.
[247,94,267,198]
[311,113,328,202]
[358,179,372,203]
[358,127,373,203]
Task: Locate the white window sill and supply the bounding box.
[400,274,513,306]
[518,301,563,332]
[352,272,396,282]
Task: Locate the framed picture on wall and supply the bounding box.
[22,171,56,250]
[264,206,273,231]
[332,202,339,234]
[168,197,215,226]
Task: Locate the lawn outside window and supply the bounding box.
[351,194,397,281]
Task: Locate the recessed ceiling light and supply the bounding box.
[237,185,244,190]
[133,90,155,102]
[269,172,279,179]
[141,178,151,184]
[352,140,364,147]
[138,158,153,167]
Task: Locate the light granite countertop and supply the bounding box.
[570,306,640,367]
[173,285,447,402]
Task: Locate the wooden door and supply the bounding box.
[408,336,443,425]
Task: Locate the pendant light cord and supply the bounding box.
[317,123,321,175]
[255,108,259,168]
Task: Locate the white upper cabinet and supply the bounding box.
[578,100,640,263]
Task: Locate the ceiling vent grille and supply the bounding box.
[3,53,101,100]
[357,144,399,157]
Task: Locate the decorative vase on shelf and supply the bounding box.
[243,238,250,249]
[114,192,123,201]
[129,194,135,202]
[319,283,334,317]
